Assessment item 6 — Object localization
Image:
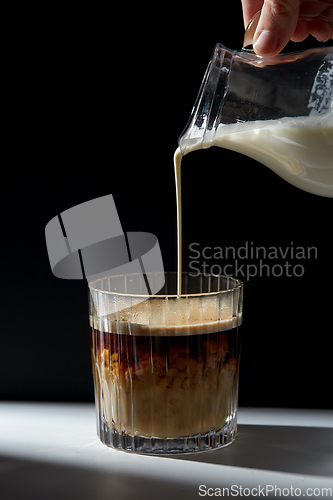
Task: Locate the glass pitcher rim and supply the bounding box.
[214,42,333,62]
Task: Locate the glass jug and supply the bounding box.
[178,44,333,197]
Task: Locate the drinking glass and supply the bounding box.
[89,272,243,454]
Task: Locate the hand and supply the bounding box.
[241,0,333,56]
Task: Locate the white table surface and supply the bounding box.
[0,402,332,499]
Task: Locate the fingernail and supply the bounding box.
[254,30,279,56]
[243,10,261,48]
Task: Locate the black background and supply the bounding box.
[2,5,332,409]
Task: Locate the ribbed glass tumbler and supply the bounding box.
[89,272,243,454]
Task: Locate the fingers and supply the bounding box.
[307,18,333,40]
[253,0,301,56]
[242,0,333,56]
[291,2,333,43]
[291,18,310,41]
[299,1,333,21]
[241,0,264,26]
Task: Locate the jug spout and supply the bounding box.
[179,44,333,155]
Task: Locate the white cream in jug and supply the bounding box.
[174,114,333,294]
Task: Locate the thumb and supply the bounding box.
[253,0,301,55]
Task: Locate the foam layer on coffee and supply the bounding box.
[90,315,242,336]
[90,283,243,335]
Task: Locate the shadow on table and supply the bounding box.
[0,454,196,500]
[1,425,332,500]
[172,424,333,477]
